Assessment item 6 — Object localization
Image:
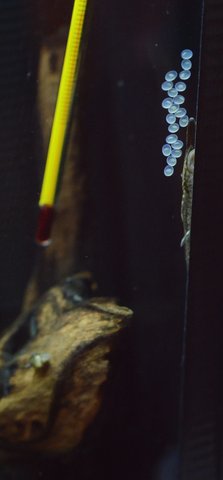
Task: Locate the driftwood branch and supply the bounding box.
[0,274,132,458]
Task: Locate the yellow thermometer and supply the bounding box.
[36,0,88,245]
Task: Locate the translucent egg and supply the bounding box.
[181,59,192,71]
[168,104,178,113]
[172,140,183,150]
[175,108,187,118]
[165,70,178,82]
[162,98,173,109]
[166,113,176,124]
[181,49,193,60]
[174,95,185,105]
[171,149,182,158]
[167,156,177,166]
[162,144,172,156]
[161,81,173,91]
[168,123,179,133]
[179,70,191,80]
[166,134,178,144]
[168,88,178,98]
[175,81,186,92]
[179,115,189,127]
[164,165,174,177]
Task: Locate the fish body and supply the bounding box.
[181,118,196,267]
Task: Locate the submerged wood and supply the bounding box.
[23,28,85,312]
[0,274,132,457]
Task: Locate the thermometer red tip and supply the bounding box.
[35,205,54,247]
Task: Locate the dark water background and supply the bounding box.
[0,0,203,478]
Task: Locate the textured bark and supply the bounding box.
[0,274,132,458]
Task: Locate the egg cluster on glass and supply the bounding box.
[161,49,193,177]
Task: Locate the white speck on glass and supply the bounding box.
[166,134,178,144]
[175,108,187,118]
[168,104,178,113]
[162,98,173,109]
[179,116,189,127]
[179,70,191,80]
[165,70,178,82]
[168,123,179,133]
[168,88,178,98]
[174,95,185,105]
[166,113,176,124]
[181,49,193,60]
[161,81,173,91]
[167,156,177,166]
[171,149,182,158]
[175,81,186,92]
[162,144,172,156]
[181,59,192,71]
[172,140,184,150]
[164,165,174,176]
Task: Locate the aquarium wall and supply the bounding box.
[1,1,221,480]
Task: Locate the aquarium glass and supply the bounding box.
[0,1,205,479]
